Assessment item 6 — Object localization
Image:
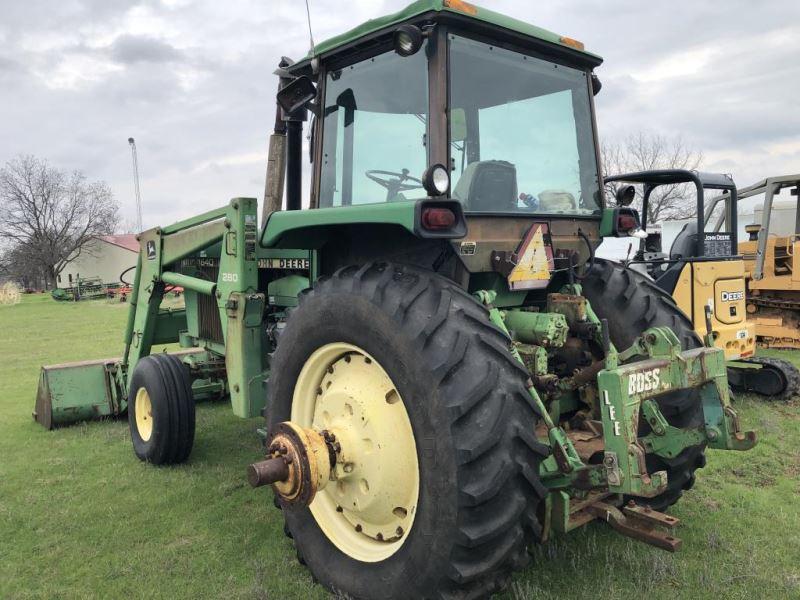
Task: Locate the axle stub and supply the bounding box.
[247,421,333,506]
[247,456,290,488]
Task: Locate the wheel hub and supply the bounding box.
[134,388,153,441]
[249,343,420,562]
[314,353,417,544]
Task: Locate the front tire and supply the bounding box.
[267,263,548,599]
[128,353,195,465]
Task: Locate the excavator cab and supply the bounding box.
[731,175,800,352]
[606,169,798,399]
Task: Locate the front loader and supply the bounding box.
[35,2,757,598]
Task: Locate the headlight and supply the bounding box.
[393,25,423,57]
[422,164,450,196]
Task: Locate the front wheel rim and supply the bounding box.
[135,387,153,442]
[291,342,419,562]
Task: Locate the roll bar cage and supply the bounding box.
[707,174,800,280]
[605,169,738,258]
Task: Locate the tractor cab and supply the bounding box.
[261,0,616,295]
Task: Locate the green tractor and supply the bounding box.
[35,1,756,597]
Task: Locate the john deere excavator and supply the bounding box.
[606,170,799,400]
[34,2,757,598]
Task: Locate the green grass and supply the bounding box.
[1,295,798,599]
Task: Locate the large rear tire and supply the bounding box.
[582,259,706,511]
[267,262,548,599]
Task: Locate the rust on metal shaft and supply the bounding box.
[248,457,289,488]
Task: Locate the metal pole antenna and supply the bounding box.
[128,137,143,232]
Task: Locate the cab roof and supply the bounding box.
[301,0,602,65]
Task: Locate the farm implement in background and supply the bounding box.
[51,276,128,302]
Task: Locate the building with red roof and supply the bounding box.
[57,234,140,289]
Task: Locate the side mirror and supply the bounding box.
[451,108,467,143]
[277,76,317,115]
[615,184,636,206]
[600,207,643,238]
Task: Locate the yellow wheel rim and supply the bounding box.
[135,387,153,442]
[292,343,419,562]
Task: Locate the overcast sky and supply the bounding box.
[1,0,798,228]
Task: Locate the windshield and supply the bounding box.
[318,45,429,207]
[449,35,601,215]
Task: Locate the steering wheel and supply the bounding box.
[365,169,423,201]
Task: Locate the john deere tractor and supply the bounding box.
[35,2,756,598]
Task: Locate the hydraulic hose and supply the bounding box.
[119,265,136,286]
[574,228,595,281]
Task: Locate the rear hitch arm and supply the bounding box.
[586,500,682,552]
[475,290,584,474]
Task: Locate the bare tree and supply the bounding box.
[0,242,48,290]
[602,132,703,223]
[0,155,119,289]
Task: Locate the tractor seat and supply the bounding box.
[452,160,517,212]
[654,222,699,295]
[669,221,699,260]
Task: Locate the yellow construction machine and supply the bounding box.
[607,169,799,399]
[734,175,800,351]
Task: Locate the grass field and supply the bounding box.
[1,294,798,599]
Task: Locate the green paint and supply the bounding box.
[160,272,215,296]
[35,359,121,427]
[268,275,310,308]
[467,272,528,307]
[503,309,569,347]
[599,207,617,238]
[300,0,601,63]
[215,198,267,419]
[597,326,756,496]
[477,289,584,473]
[261,199,418,248]
[151,309,187,345]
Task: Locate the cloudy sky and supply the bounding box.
[1,0,799,228]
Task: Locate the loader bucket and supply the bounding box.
[34,358,123,429]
